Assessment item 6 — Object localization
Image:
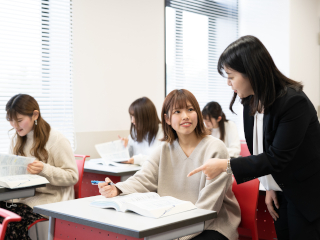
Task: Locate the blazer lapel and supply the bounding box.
[243,104,254,155]
[263,112,271,152]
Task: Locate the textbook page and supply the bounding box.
[0,174,49,189]
[0,154,35,177]
[126,196,197,218]
[95,140,130,162]
[90,192,160,212]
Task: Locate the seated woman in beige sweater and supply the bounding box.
[98,89,241,240]
[0,94,78,240]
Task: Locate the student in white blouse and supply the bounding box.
[118,97,163,166]
[202,101,240,158]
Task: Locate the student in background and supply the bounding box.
[0,94,78,240]
[99,89,241,240]
[202,101,240,158]
[118,97,163,166]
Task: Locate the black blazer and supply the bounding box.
[231,87,320,222]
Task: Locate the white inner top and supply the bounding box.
[253,112,282,191]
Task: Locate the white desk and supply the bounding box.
[34,195,216,240]
[82,160,141,198]
[84,160,141,178]
[0,184,46,201]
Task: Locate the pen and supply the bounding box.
[91,180,115,186]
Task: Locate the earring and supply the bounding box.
[35,120,38,125]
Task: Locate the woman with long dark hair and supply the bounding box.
[118,97,163,166]
[188,35,320,239]
[0,94,78,240]
[202,101,240,158]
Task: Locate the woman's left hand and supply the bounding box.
[27,160,44,174]
[187,158,228,180]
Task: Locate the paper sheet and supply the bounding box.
[0,153,35,177]
[95,140,130,161]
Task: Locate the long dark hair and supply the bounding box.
[129,97,161,146]
[202,101,228,142]
[161,89,209,144]
[218,35,303,115]
[6,94,51,162]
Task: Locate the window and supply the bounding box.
[0,0,74,152]
[165,0,244,139]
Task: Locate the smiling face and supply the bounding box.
[165,101,198,138]
[224,66,254,99]
[9,112,37,137]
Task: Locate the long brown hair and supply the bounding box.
[6,94,51,162]
[218,35,303,115]
[161,89,209,144]
[129,97,161,146]
[202,101,228,142]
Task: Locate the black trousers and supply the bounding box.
[273,192,320,240]
[191,230,228,240]
[0,201,45,240]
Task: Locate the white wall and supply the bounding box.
[73,0,165,156]
[289,0,320,109]
[72,0,320,156]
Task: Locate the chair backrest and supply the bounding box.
[0,208,21,240]
[74,154,90,199]
[240,140,251,157]
[232,177,259,240]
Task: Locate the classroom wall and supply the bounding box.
[72,0,165,157]
[72,0,320,157]
[289,0,320,110]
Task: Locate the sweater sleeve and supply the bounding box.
[226,121,241,158]
[39,137,78,187]
[115,147,161,194]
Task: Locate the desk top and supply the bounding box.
[34,195,216,238]
[84,160,141,176]
[0,184,46,201]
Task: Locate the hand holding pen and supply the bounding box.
[97,177,121,198]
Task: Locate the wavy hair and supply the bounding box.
[6,94,51,162]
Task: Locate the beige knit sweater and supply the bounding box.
[116,135,241,240]
[10,129,78,209]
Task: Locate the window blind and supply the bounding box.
[0,0,74,152]
[166,0,244,139]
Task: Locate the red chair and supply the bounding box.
[74,154,90,199]
[240,140,251,157]
[0,208,21,240]
[28,154,90,238]
[232,177,260,240]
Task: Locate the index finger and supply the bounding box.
[98,182,108,188]
[187,165,205,177]
[118,135,123,140]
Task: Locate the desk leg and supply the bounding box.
[48,216,55,240]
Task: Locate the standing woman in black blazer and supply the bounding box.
[188,35,320,240]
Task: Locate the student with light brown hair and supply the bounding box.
[99,89,241,240]
[118,97,163,166]
[0,94,78,240]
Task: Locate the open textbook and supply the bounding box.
[95,140,130,162]
[0,153,49,189]
[90,192,197,218]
